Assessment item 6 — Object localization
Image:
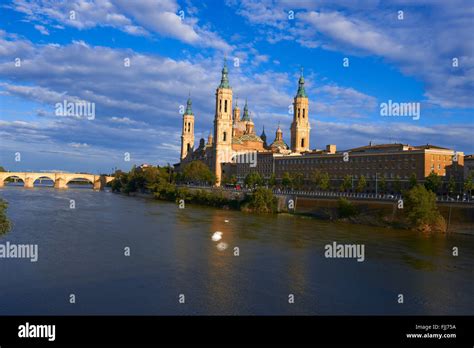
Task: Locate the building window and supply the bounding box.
[297,108,300,118]
[301,138,305,147]
[302,108,305,118]
[223,131,227,142]
[224,100,228,113]
[219,99,222,112]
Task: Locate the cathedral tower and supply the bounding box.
[232,98,240,137]
[180,95,195,160]
[290,68,310,153]
[213,59,233,185]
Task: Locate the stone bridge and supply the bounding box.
[0,172,115,190]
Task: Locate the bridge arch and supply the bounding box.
[32,175,56,186]
[65,176,94,188]
[1,175,25,186]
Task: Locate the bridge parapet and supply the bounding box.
[0,172,114,190]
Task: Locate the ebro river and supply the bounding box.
[0,185,473,315]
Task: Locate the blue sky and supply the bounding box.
[0,0,473,174]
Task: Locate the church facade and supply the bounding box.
[178,60,310,185]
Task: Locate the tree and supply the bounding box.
[340,175,352,192]
[379,176,387,194]
[409,173,418,189]
[356,175,367,193]
[244,172,263,188]
[393,176,402,194]
[182,161,215,185]
[268,173,276,187]
[463,172,474,195]
[337,198,358,218]
[281,172,292,188]
[0,166,5,172]
[404,185,446,232]
[241,187,277,213]
[229,175,238,185]
[447,176,456,196]
[0,198,11,235]
[311,170,322,189]
[320,172,330,191]
[424,171,442,194]
[290,172,304,190]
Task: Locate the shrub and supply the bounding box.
[404,184,446,232]
[241,187,277,213]
[337,198,358,218]
[0,199,11,235]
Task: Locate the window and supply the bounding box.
[301,138,305,147]
[302,108,305,118]
[223,131,227,142]
[224,100,228,113]
[297,108,300,118]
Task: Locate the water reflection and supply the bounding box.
[0,186,472,315]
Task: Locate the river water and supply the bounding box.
[0,185,473,315]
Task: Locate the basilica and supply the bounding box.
[178,59,311,185]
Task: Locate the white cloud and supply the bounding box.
[10,0,232,51]
[34,24,49,35]
[229,1,474,108]
[69,142,89,148]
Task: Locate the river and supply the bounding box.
[0,185,473,315]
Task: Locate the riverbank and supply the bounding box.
[117,186,473,234]
[291,197,473,235]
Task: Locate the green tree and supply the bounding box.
[356,175,367,193]
[244,172,263,188]
[393,176,402,194]
[290,172,304,190]
[311,170,322,189]
[409,173,418,189]
[281,172,292,188]
[229,175,238,185]
[0,198,11,235]
[268,173,276,187]
[424,171,442,194]
[320,172,330,191]
[379,176,387,194]
[241,187,277,213]
[447,176,456,196]
[340,175,352,192]
[337,198,358,218]
[182,161,215,185]
[404,185,446,232]
[0,166,5,172]
[463,172,474,194]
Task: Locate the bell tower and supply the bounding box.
[180,95,195,160]
[290,68,310,152]
[213,59,233,185]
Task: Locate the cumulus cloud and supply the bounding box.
[9,0,232,51]
[229,0,474,108]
